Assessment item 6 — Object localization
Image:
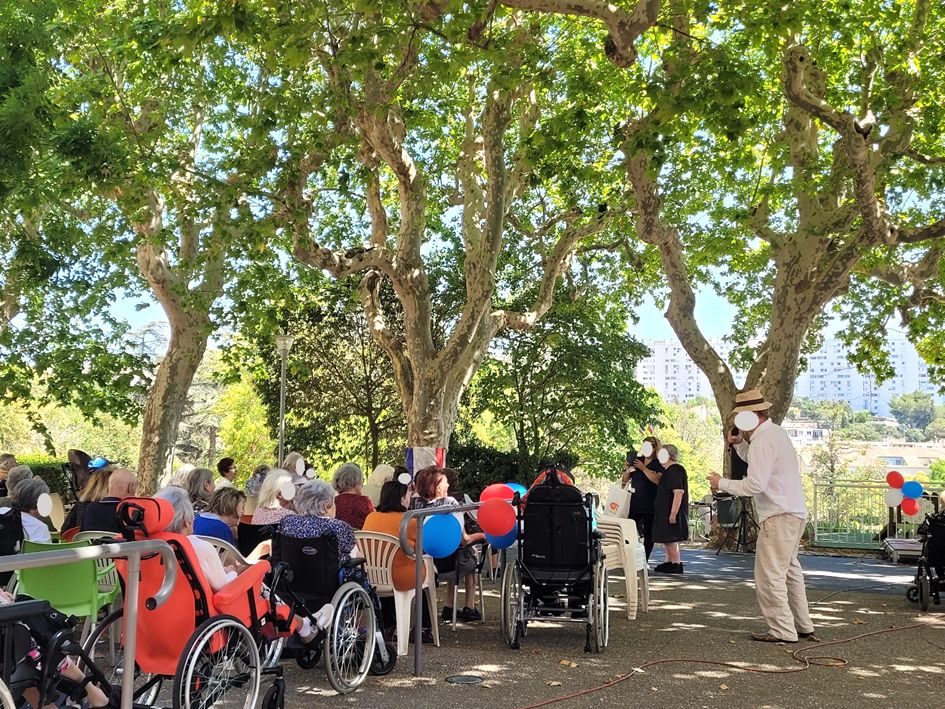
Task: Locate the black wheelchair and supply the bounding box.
[499,467,609,653]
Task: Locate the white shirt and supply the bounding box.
[189,535,238,593]
[718,419,807,523]
[215,478,236,490]
[0,508,52,543]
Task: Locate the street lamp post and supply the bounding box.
[274,333,296,468]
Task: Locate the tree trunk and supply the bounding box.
[136,310,210,494]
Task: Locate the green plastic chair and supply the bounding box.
[18,539,121,642]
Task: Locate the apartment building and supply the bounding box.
[636,337,943,417]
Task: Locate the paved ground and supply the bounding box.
[279,547,944,709]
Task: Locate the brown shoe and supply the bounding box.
[797,631,820,642]
[750,633,796,643]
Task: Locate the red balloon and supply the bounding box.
[886,471,904,489]
[901,498,920,516]
[480,483,514,502]
[478,498,516,536]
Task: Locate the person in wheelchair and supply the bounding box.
[0,590,111,709]
[154,486,329,641]
[278,480,357,569]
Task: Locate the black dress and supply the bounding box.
[627,457,662,560]
[651,463,689,544]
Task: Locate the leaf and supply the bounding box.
[720,684,729,690]
[559,660,578,667]
[547,681,562,687]
[853,619,867,625]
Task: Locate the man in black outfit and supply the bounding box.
[81,469,136,534]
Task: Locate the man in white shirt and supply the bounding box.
[708,389,815,644]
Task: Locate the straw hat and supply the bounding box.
[732,389,772,413]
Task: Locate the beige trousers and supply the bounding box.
[754,513,813,641]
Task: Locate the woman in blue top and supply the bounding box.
[193,487,245,545]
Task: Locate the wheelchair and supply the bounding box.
[270,530,396,693]
[77,497,287,709]
[0,597,108,709]
[500,467,609,653]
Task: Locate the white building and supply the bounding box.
[636,337,944,417]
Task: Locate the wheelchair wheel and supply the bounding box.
[368,640,397,676]
[1,679,18,709]
[81,608,163,706]
[919,570,931,612]
[261,679,285,709]
[906,585,919,603]
[324,582,375,694]
[172,614,260,709]
[258,635,285,670]
[296,642,322,670]
[501,560,523,649]
[590,567,609,653]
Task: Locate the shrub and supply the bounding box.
[14,455,74,502]
[448,444,579,499]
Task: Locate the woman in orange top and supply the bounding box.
[362,479,431,641]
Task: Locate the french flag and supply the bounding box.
[405,447,446,479]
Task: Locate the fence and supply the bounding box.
[810,480,944,549]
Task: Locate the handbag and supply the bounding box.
[603,482,633,517]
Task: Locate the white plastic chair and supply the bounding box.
[354,531,440,656]
[48,493,66,532]
[597,516,649,619]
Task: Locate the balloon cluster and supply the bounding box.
[884,471,925,517]
[420,481,523,557]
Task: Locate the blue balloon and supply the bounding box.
[506,483,528,498]
[901,480,924,500]
[485,528,517,549]
[422,514,462,558]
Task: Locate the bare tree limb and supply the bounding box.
[359,270,413,410]
[498,0,661,68]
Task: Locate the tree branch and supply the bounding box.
[497,208,624,331]
[358,270,413,411]
[498,0,661,68]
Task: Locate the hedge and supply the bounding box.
[14,456,75,503]
[448,444,579,500]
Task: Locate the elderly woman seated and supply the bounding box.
[153,486,330,638]
[278,480,356,568]
[251,468,297,525]
[331,463,374,530]
[194,487,245,544]
[0,478,52,543]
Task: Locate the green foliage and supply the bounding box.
[657,399,724,501]
[888,391,936,430]
[924,418,945,442]
[447,443,579,501]
[835,423,883,442]
[15,454,73,502]
[930,459,945,485]
[792,397,854,431]
[213,375,276,487]
[470,292,660,480]
[221,276,406,474]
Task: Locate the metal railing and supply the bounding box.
[811,480,944,549]
[398,502,483,676]
[0,540,178,709]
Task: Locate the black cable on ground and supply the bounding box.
[515,621,931,709]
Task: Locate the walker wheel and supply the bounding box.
[906,585,919,603]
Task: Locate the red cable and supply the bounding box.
[516,622,929,709]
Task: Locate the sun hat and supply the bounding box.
[731,389,772,413]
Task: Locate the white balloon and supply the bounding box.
[280,480,296,501]
[657,448,670,465]
[734,410,760,432]
[295,458,306,475]
[304,468,316,479]
[36,493,53,518]
[398,472,412,485]
[883,488,904,508]
[640,441,653,458]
